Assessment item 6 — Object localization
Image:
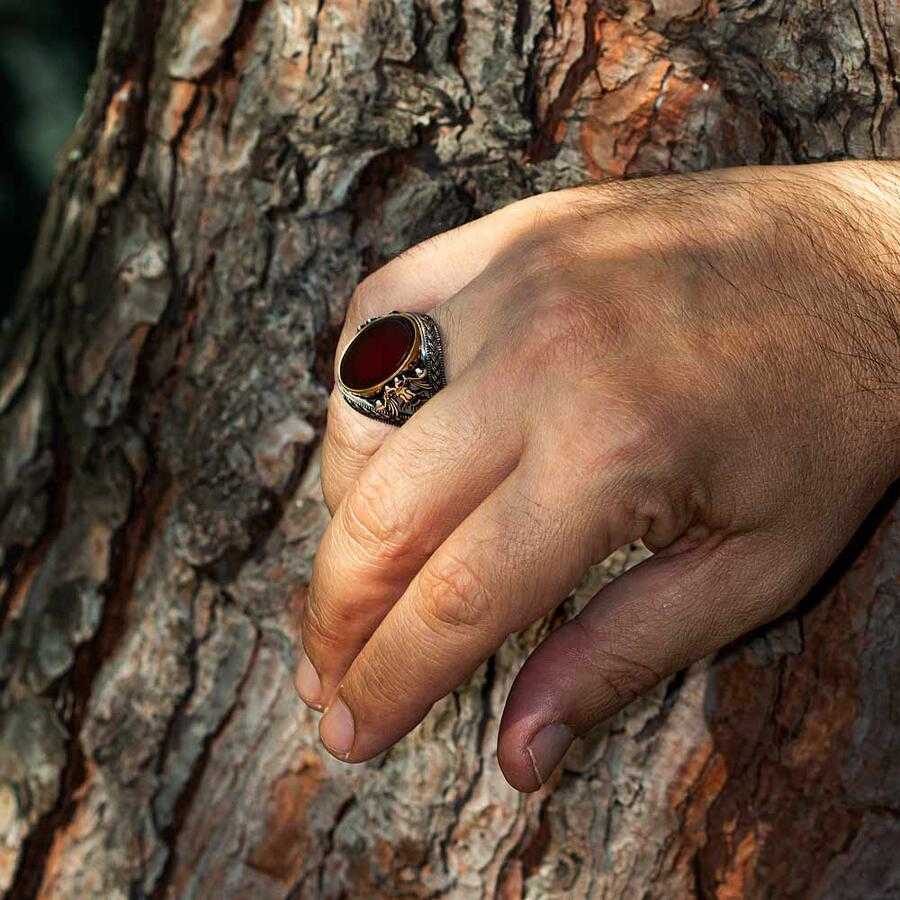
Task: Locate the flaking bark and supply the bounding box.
[0,1,898,897]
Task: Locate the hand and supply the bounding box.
[296,161,900,791]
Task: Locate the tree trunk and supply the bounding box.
[1,1,897,897]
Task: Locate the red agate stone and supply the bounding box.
[340,315,416,391]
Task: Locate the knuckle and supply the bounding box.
[574,620,662,706]
[340,469,409,559]
[521,285,614,364]
[558,386,677,476]
[417,553,495,634]
[577,410,655,471]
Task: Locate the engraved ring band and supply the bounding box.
[337,312,447,427]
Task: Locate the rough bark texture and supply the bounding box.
[0,1,898,897]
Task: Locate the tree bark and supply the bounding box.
[0,1,898,897]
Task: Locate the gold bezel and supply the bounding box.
[337,312,422,398]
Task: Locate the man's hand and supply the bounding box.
[296,161,900,791]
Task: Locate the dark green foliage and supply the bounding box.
[0,0,105,317]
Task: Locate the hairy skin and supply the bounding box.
[295,161,900,792]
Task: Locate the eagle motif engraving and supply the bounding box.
[374,368,432,419]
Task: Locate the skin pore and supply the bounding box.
[295,161,900,792]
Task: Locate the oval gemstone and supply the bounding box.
[340,315,416,392]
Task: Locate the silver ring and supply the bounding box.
[337,311,446,426]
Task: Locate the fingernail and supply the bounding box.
[320,697,355,759]
[296,653,323,709]
[526,724,574,788]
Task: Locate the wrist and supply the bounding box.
[806,161,900,481]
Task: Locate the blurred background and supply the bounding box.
[1,0,106,319]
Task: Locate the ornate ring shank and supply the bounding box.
[337,311,446,426]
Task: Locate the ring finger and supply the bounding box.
[300,349,525,707]
[320,188,588,512]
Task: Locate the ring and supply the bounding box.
[337,311,446,426]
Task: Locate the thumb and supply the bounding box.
[497,534,800,792]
